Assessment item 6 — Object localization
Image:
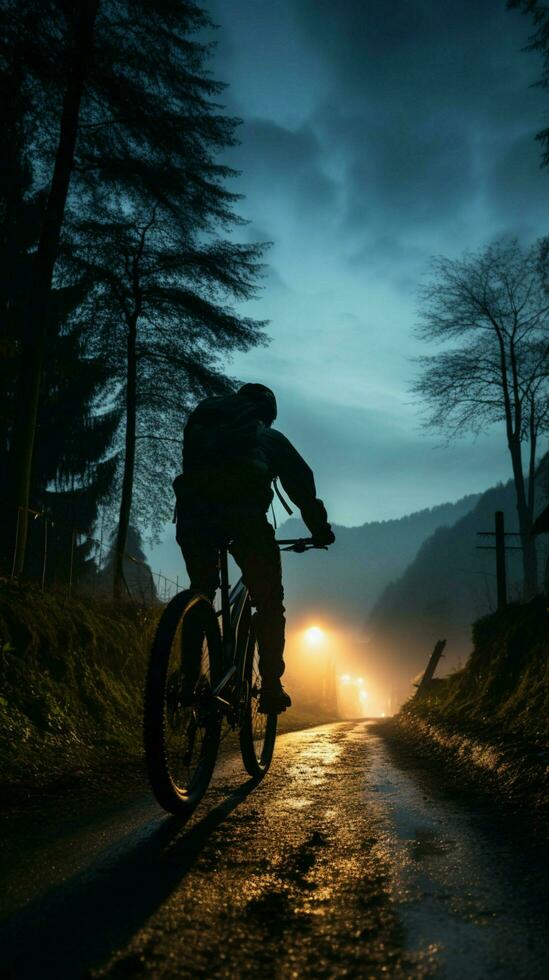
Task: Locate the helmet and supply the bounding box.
[237,383,277,425]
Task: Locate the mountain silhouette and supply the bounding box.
[278,494,481,628]
[368,466,549,704]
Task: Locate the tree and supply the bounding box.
[0,37,118,581]
[69,206,266,598]
[1,255,120,584]
[96,525,158,604]
[4,0,266,581]
[27,308,120,587]
[6,0,100,577]
[413,238,549,596]
[508,4,549,167]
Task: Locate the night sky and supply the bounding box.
[152,0,548,569]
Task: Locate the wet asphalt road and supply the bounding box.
[0,721,547,979]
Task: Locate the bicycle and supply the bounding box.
[144,536,322,817]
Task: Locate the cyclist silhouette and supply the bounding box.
[174,383,335,714]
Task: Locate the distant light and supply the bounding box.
[359,690,368,702]
[381,712,386,718]
[340,674,351,684]
[305,626,324,646]
[357,677,364,685]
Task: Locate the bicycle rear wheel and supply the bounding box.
[144,591,222,816]
[239,609,277,778]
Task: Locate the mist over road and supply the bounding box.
[1,722,546,978]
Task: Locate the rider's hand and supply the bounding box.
[312,526,335,547]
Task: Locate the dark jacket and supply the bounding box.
[176,395,330,537]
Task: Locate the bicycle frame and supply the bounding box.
[144,534,321,814]
[211,546,249,712]
[211,537,318,713]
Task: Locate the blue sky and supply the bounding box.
[150,0,549,576]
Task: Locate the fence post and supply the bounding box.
[41,517,48,591]
[495,510,507,610]
[95,520,104,595]
[10,507,21,581]
[68,528,76,598]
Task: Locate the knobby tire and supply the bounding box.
[144,590,221,816]
[239,604,277,778]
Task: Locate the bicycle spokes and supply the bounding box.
[250,649,268,751]
[164,631,214,796]
[240,617,277,777]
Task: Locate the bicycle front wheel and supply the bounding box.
[239,609,277,778]
[144,591,222,816]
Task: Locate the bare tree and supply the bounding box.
[413,238,549,597]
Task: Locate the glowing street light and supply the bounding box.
[304,625,325,646]
[340,674,351,684]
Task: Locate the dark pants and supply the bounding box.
[177,512,286,683]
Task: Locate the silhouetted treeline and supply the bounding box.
[0,1,267,596]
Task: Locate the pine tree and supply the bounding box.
[69,204,266,597]
[6,0,101,576]
[0,21,118,579]
[96,524,158,603]
[3,1,268,585]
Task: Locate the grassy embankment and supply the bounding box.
[0,583,156,797]
[0,584,336,801]
[395,596,548,819]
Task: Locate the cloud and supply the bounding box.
[341,114,474,231]
[187,0,546,530]
[291,0,540,122]
[488,132,549,228]
[287,0,547,246]
[271,381,512,524]
[213,0,549,264]
[227,117,339,221]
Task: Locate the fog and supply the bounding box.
[284,619,397,719]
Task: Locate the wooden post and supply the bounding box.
[68,528,76,597]
[41,517,48,592]
[417,639,446,694]
[495,510,507,610]
[10,507,21,581]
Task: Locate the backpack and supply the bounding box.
[183,392,264,472]
[173,393,272,517]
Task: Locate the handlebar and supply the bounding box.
[276,537,327,552]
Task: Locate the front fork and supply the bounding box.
[214,551,251,727]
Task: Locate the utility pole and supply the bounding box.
[495,511,506,611]
[476,510,522,610]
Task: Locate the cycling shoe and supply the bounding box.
[258,683,292,714]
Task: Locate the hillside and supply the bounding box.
[368,476,549,703]
[278,494,481,628]
[0,584,156,792]
[393,598,549,826]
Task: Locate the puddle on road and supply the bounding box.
[365,725,547,980]
[8,721,545,980]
